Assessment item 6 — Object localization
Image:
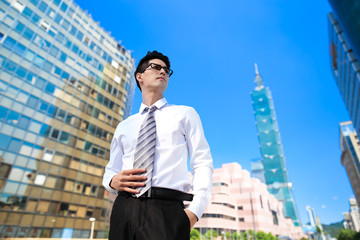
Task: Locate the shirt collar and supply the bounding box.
[139,98,168,114]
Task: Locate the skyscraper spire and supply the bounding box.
[254,63,263,88]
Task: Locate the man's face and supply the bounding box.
[136,59,169,94]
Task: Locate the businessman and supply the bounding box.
[103,50,213,239]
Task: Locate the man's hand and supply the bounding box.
[184,209,198,229]
[110,168,147,194]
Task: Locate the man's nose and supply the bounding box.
[159,67,166,75]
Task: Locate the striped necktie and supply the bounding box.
[133,105,157,197]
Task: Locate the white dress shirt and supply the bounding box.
[103,98,213,219]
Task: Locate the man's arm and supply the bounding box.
[103,134,146,193]
[185,107,213,222]
[110,168,147,194]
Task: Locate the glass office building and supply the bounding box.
[340,121,360,207]
[0,0,135,238]
[328,0,360,134]
[251,65,301,226]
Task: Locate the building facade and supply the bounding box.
[193,162,304,240]
[328,1,360,134]
[0,0,134,238]
[251,158,266,184]
[340,121,360,206]
[250,65,301,226]
[306,206,316,228]
[343,198,360,232]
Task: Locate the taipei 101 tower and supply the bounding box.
[251,64,301,226]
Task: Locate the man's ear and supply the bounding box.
[136,73,143,83]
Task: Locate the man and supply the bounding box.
[103,51,213,239]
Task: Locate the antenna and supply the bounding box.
[255,63,259,75]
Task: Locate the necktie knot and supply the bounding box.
[145,105,157,114]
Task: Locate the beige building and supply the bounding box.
[340,121,360,206]
[192,162,305,239]
[343,198,360,232]
[0,0,134,238]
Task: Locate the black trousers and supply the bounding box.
[109,192,190,240]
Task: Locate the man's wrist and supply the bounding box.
[109,178,115,190]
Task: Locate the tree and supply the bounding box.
[266,232,277,240]
[337,229,356,240]
[256,231,268,240]
[204,229,218,240]
[190,229,200,240]
[354,232,360,240]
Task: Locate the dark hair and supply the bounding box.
[134,51,171,91]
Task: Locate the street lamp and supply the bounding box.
[89,218,96,240]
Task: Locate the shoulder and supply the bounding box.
[164,104,200,120]
[165,104,197,113]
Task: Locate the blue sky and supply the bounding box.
[75,0,353,224]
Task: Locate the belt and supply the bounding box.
[119,187,193,201]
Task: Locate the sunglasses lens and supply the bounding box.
[152,64,162,71]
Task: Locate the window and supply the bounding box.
[39,124,50,137]
[15,21,25,33]
[55,32,65,43]
[0,134,11,149]
[8,137,22,153]
[35,77,46,89]
[3,15,15,26]
[24,49,35,62]
[45,82,55,94]
[42,149,54,162]
[38,1,48,12]
[7,111,20,125]
[42,60,53,72]
[59,132,69,144]
[3,37,16,50]
[37,201,49,212]
[18,116,31,129]
[14,43,26,55]
[0,32,4,42]
[11,0,25,12]
[33,55,44,67]
[28,120,41,134]
[4,60,17,72]
[61,19,70,30]
[30,0,39,6]
[34,174,46,185]
[49,45,59,57]
[23,7,33,18]
[46,7,55,18]
[0,163,11,178]
[39,19,50,31]
[51,129,59,139]
[31,13,40,23]
[15,66,27,78]
[23,27,35,40]
[54,13,62,24]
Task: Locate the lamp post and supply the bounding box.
[89,218,96,240]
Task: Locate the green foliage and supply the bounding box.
[337,229,357,240]
[300,237,309,240]
[190,228,200,240]
[322,220,345,238]
[354,232,360,240]
[204,229,218,239]
[256,231,268,240]
[266,232,278,240]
